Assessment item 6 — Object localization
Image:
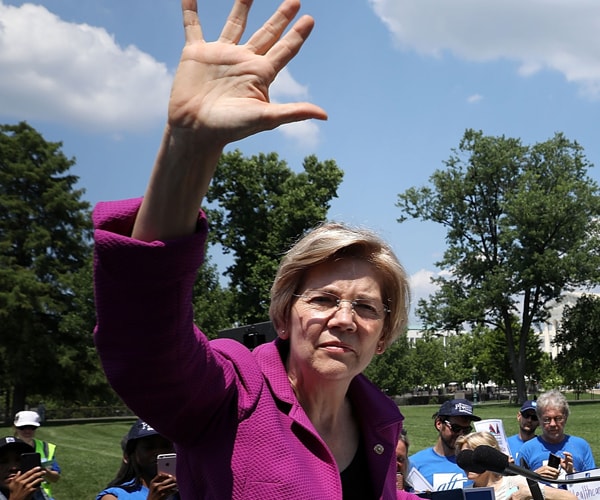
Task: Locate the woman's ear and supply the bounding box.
[277,325,289,340]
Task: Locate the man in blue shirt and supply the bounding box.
[507,400,539,464]
[409,399,481,491]
[519,389,595,480]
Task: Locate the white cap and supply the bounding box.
[14,410,41,427]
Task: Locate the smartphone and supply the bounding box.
[20,452,41,472]
[157,453,177,476]
[548,453,561,468]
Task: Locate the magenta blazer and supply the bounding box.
[93,199,412,500]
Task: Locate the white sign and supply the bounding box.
[473,419,510,457]
[566,469,600,500]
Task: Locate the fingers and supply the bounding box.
[219,0,253,44]
[266,14,315,72]
[245,0,302,54]
[259,101,328,130]
[181,0,204,44]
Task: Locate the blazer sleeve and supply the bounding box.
[93,198,247,443]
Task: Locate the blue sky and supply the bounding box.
[1,0,599,323]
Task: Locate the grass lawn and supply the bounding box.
[0,420,134,500]
[1,401,598,499]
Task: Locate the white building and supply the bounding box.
[407,291,600,358]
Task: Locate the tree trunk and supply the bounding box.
[11,383,27,421]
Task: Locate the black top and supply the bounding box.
[341,441,375,500]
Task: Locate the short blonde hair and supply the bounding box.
[455,431,501,455]
[269,222,410,347]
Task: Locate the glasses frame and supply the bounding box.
[541,415,565,425]
[443,419,472,435]
[292,289,390,320]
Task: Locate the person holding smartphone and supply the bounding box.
[519,390,595,480]
[0,437,47,500]
[13,411,60,500]
[96,419,179,500]
[456,432,577,500]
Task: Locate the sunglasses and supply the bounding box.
[444,420,472,434]
[521,412,538,421]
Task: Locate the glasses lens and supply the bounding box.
[522,413,538,421]
[294,290,388,320]
[542,416,565,425]
[445,420,471,434]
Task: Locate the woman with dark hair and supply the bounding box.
[96,420,178,500]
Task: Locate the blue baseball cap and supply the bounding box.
[125,419,159,452]
[436,399,481,421]
[520,400,537,413]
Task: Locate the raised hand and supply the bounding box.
[170,0,327,147]
[132,0,326,242]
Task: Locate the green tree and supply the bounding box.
[407,335,447,392]
[554,294,600,396]
[472,321,544,392]
[397,129,600,404]
[0,122,92,419]
[205,150,344,324]
[192,256,236,338]
[57,256,122,406]
[364,335,413,395]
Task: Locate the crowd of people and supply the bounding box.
[405,392,596,498]
[1,415,179,500]
[2,390,595,499]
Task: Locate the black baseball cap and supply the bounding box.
[0,436,35,455]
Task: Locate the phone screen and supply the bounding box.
[20,452,41,473]
[548,453,561,468]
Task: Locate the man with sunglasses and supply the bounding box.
[408,399,481,491]
[519,389,595,480]
[507,400,539,464]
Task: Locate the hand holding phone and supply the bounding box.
[548,453,561,469]
[157,453,177,476]
[20,452,41,473]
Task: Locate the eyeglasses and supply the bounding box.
[293,290,390,321]
[542,415,565,425]
[444,420,472,434]
[521,413,538,421]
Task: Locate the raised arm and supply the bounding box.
[132,0,327,242]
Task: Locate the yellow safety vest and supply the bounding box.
[34,438,57,499]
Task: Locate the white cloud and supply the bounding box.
[272,68,321,148]
[278,120,320,149]
[369,0,600,99]
[0,2,172,132]
[467,94,483,104]
[272,68,310,100]
[410,268,441,303]
[0,2,322,147]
